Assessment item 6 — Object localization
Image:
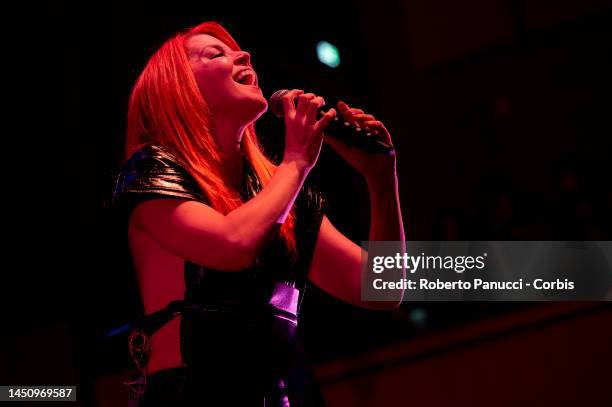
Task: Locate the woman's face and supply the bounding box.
[186,34,267,124]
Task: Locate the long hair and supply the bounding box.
[126,21,296,254]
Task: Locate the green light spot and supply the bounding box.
[316,41,340,68]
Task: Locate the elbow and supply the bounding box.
[223,233,258,271]
[225,254,256,271]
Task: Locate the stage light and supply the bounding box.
[316,41,340,68]
[410,307,428,330]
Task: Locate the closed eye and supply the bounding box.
[210,52,224,59]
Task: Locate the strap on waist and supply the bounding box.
[132,281,300,335]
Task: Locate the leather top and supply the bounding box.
[112,144,326,363]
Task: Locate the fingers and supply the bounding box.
[282,89,304,118]
[338,101,388,133]
[294,92,327,125]
[351,113,375,126]
[306,96,326,123]
[337,101,350,116]
[362,120,392,142]
[314,108,337,134]
[338,101,368,125]
[296,93,316,117]
[346,109,365,126]
[362,120,384,128]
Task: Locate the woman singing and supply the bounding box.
[113,21,404,406]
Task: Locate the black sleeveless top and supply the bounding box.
[112,144,328,406]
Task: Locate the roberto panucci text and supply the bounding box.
[370,253,575,292]
[373,278,575,291]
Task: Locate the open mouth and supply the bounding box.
[233,69,257,86]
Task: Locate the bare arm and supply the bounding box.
[308,170,405,309]
[131,90,337,271]
[308,102,406,308]
[132,160,308,270]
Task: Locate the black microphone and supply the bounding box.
[269,89,395,156]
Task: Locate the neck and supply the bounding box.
[214,117,247,188]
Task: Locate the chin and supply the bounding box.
[239,91,268,122]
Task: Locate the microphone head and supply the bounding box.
[269,89,290,118]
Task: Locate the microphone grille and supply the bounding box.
[269,89,290,118]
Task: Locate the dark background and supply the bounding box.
[2,0,611,405]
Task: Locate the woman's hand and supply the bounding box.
[324,101,396,181]
[281,89,337,172]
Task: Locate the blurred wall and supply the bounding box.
[317,304,612,406]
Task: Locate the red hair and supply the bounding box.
[126,21,296,255]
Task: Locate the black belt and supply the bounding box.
[128,281,300,337]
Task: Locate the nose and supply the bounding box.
[234,50,251,66]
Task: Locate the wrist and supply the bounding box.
[364,159,397,186]
[279,158,311,179]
